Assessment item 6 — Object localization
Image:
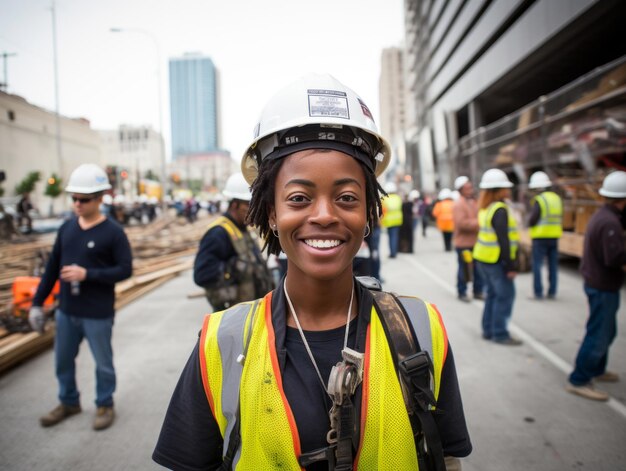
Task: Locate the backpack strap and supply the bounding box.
[369,288,446,471]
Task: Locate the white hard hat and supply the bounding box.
[438,188,452,200]
[65,163,112,194]
[528,171,552,189]
[479,168,513,189]
[241,73,391,185]
[102,194,113,205]
[599,171,626,198]
[383,181,398,194]
[138,193,149,203]
[409,189,420,200]
[454,176,469,190]
[149,196,159,204]
[223,172,252,202]
[113,194,126,204]
[451,190,460,201]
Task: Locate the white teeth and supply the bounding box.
[305,239,341,249]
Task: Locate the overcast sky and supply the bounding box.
[1,0,404,163]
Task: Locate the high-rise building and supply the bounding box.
[169,53,220,160]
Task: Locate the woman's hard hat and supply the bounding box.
[241,73,391,185]
[454,176,469,190]
[223,172,252,202]
[528,171,552,189]
[65,164,112,194]
[599,171,626,198]
[479,168,513,189]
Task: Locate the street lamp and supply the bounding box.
[110,27,168,208]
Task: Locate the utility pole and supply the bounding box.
[0,52,17,92]
[50,1,64,210]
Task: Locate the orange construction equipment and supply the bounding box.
[4,276,60,332]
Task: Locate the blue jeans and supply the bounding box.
[476,261,515,341]
[55,310,116,407]
[456,247,484,297]
[532,239,559,297]
[569,285,620,386]
[387,226,400,258]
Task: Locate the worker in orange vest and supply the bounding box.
[432,188,455,251]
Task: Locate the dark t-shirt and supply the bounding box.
[153,283,472,470]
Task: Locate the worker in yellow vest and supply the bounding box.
[473,168,522,346]
[527,171,563,300]
[380,181,403,258]
[153,73,472,470]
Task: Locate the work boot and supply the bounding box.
[40,403,82,427]
[595,371,619,383]
[494,337,523,346]
[93,406,115,431]
[473,293,486,301]
[458,294,471,303]
[566,383,609,401]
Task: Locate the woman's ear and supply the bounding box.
[268,207,276,228]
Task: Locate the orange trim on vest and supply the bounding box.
[431,303,448,364]
[354,322,372,469]
[264,292,303,465]
[199,313,216,419]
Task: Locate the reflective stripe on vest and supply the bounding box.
[529,191,563,239]
[381,194,403,228]
[200,292,448,469]
[472,202,519,263]
[207,216,244,241]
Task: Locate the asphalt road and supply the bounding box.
[0,226,624,470]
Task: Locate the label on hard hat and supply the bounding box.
[308,89,349,119]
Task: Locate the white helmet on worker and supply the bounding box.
[599,171,626,198]
[409,189,420,200]
[454,176,469,190]
[479,168,513,189]
[223,172,252,202]
[241,73,391,185]
[383,181,398,194]
[438,188,452,200]
[102,194,113,205]
[65,163,112,194]
[528,171,552,189]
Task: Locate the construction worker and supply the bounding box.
[567,171,626,401]
[473,169,522,346]
[452,176,484,302]
[153,73,471,470]
[28,163,133,430]
[380,181,403,258]
[527,171,563,299]
[432,188,455,251]
[193,172,274,311]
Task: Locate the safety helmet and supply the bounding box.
[451,190,460,201]
[113,194,126,204]
[438,188,452,200]
[599,171,626,198]
[409,189,420,200]
[479,168,513,189]
[223,172,252,202]
[383,181,398,194]
[528,171,552,189]
[241,73,391,185]
[102,194,113,205]
[65,163,112,194]
[454,176,469,190]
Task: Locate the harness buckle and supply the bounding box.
[399,351,436,412]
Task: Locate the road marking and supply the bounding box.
[403,255,626,419]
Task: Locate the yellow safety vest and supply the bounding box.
[200,291,448,470]
[529,191,563,239]
[381,194,403,228]
[473,202,519,263]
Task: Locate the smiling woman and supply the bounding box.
[153,74,472,471]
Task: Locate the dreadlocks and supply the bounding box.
[246,152,387,256]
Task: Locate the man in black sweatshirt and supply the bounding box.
[29,164,132,430]
[567,171,626,401]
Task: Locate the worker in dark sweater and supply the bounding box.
[567,171,626,402]
[29,163,132,431]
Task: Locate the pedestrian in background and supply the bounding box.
[154,73,472,470]
[16,192,33,234]
[527,171,563,300]
[473,169,522,346]
[418,194,430,237]
[399,191,414,253]
[29,163,133,430]
[193,172,274,311]
[566,171,626,401]
[381,181,403,258]
[432,188,454,251]
[452,176,484,302]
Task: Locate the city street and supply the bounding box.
[1,226,625,470]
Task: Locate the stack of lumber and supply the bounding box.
[0,214,211,374]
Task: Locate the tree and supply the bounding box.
[14,171,41,195]
[45,173,63,216]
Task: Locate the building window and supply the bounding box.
[8,110,15,121]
